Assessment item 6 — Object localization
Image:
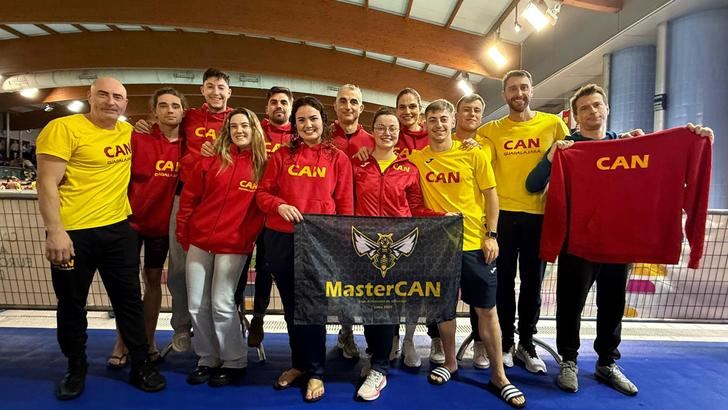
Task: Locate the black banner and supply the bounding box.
[294,214,463,325]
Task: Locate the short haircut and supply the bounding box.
[396,88,422,107]
[149,87,187,112]
[424,99,455,116]
[371,106,397,128]
[455,93,486,111]
[202,68,230,85]
[502,70,532,90]
[267,86,293,102]
[337,84,362,100]
[570,83,608,113]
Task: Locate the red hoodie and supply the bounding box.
[179,103,233,183]
[176,146,264,254]
[261,118,292,154]
[128,125,181,237]
[352,155,444,217]
[540,127,712,269]
[256,144,354,233]
[330,121,374,158]
[395,125,429,157]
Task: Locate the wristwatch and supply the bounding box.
[486,231,498,239]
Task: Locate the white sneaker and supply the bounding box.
[389,334,400,361]
[595,363,638,396]
[402,339,421,368]
[472,341,490,369]
[515,343,547,374]
[503,345,515,368]
[172,332,191,353]
[357,369,387,401]
[429,338,445,365]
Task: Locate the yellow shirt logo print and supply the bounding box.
[352,226,418,278]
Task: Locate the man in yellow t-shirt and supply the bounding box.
[409,99,526,409]
[36,77,166,400]
[476,70,569,374]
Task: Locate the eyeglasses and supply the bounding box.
[373,125,400,134]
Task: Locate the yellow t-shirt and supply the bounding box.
[36,114,133,231]
[409,140,496,251]
[476,112,568,214]
[377,158,396,173]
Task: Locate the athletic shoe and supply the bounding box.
[337,328,360,359]
[558,360,579,392]
[472,341,490,369]
[402,339,421,367]
[515,343,547,374]
[595,363,638,396]
[208,367,246,387]
[247,317,264,347]
[503,345,515,368]
[430,337,445,364]
[357,370,387,401]
[389,334,401,361]
[171,332,191,353]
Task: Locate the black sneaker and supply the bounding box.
[208,367,246,387]
[129,361,166,392]
[187,365,214,385]
[55,361,87,401]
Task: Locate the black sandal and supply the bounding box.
[428,366,457,385]
[489,382,526,409]
[106,353,128,369]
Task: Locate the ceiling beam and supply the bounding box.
[0,0,521,77]
[0,24,28,38]
[563,0,623,13]
[405,0,414,18]
[445,0,464,29]
[71,24,90,33]
[35,24,58,35]
[0,31,461,103]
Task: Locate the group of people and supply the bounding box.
[36,67,714,407]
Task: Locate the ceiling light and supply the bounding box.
[457,74,474,95]
[67,100,84,112]
[118,115,128,122]
[487,46,507,68]
[43,104,54,112]
[20,88,39,98]
[523,1,550,31]
[514,2,522,33]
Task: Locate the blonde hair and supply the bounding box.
[214,107,267,182]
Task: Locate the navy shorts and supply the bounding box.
[460,250,497,308]
[135,232,170,269]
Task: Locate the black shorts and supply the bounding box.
[135,232,170,269]
[460,250,497,308]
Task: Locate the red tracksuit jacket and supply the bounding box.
[540,127,712,269]
[352,155,443,217]
[256,144,354,233]
[261,118,292,155]
[128,125,181,237]
[395,125,429,157]
[179,104,232,183]
[331,121,374,158]
[176,146,264,254]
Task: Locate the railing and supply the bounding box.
[1,194,726,323]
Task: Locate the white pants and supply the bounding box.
[186,245,247,368]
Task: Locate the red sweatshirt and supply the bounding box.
[352,155,443,217]
[179,103,233,183]
[540,127,712,269]
[176,146,264,254]
[330,121,374,158]
[256,144,354,233]
[128,125,181,237]
[261,118,292,154]
[395,125,429,157]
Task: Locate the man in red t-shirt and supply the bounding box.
[331,84,374,158]
[136,68,233,353]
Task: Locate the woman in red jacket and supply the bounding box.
[176,107,266,387]
[352,107,445,401]
[395,88,429,156]
[257,96,354,403]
